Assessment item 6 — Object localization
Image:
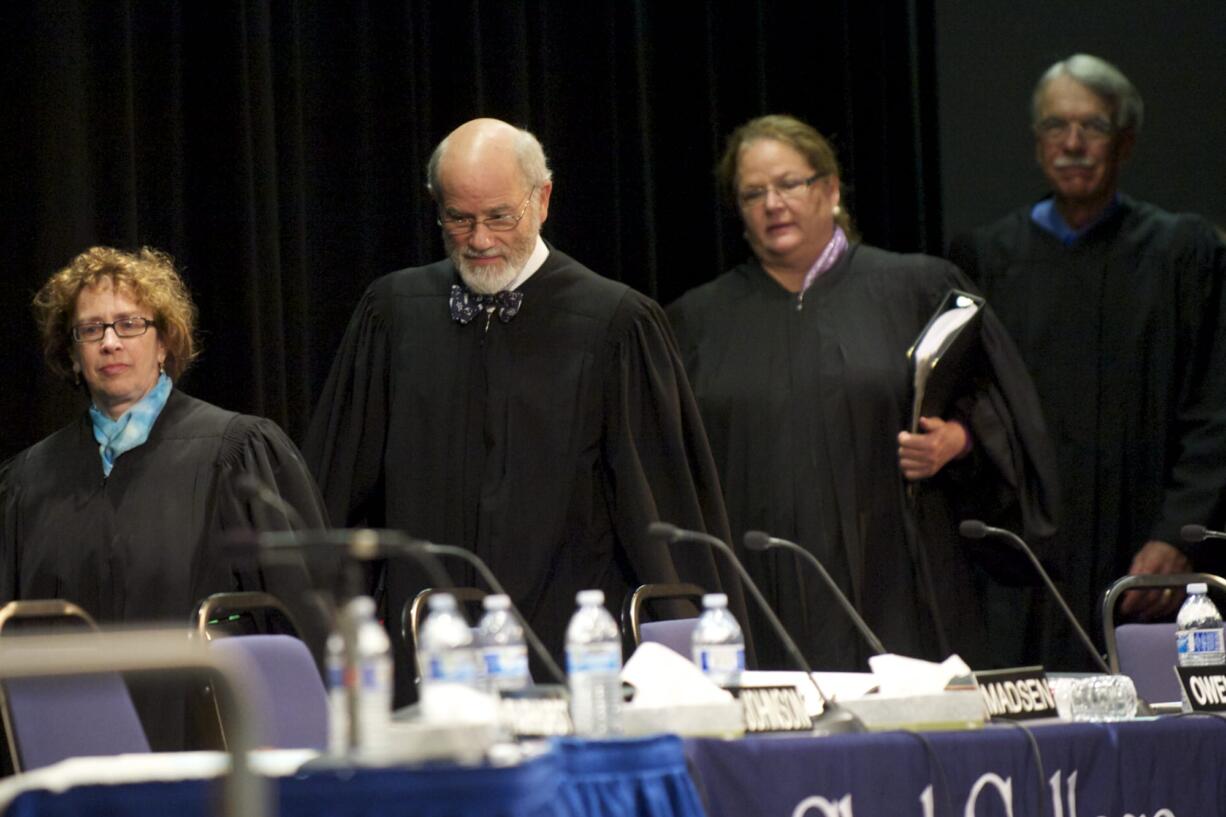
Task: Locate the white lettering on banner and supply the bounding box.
[919,784,934,817]
[1048,769,1078,817]
[791,794,852,817]
[966,773,1013,817]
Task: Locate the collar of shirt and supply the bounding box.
[799,226,849,295]
[1030,194,1120,246]
[506,235,549,291]
[89,371,174,477]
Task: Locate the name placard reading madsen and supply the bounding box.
[974,666,1056,721]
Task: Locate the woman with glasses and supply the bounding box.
[0,245,326,749]
[668,115,1058,671]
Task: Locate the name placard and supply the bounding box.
[498,686,573,737]
[973,666,1056,721]
[730,685,814,733]
[1176,666,1226,712]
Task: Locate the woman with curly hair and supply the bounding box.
[0,246,326,750]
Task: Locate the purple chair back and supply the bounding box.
[639,618,699,661]
[4,673,150,770]
[1116,622,1181,703]
[208,634,328,750]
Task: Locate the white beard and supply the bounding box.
[453,253,521,294]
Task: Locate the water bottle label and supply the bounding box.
[427,651,479,684]
[1193,629,1223,654]
[566,644,621,675]
[484,646,529,678]
[696,645,745,675]
[360,659,392,691]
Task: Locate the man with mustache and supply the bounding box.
[305,118,743,705]
[949,54,1226,671]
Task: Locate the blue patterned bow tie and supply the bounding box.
[449,284,524,325]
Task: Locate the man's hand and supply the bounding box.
[898,417,968,481]
[1119,540,1191,619]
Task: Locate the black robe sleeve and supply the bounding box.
[214,414,332,658]
[302,285,391,530]
[600,297,751,645]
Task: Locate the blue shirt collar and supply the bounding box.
[1030,194,1120,246]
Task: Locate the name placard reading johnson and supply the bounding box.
[730,685,814,733]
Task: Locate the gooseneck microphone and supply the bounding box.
[1182,525,1226,544]
[743,531,888,657]
[959,520,1112,675]
[417,542,566,686]
[259,529,566,685]
[648,521,864,734]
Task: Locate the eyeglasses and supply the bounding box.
[1035,116,1115,143]
[437,187,536,236]
[71,317,156,343]
[737,173,823,208]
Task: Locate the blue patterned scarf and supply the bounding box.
[89,372,173,477]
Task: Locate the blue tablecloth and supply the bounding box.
[3,735,705,817]
[685,715,1226,816]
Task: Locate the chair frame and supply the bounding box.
[0,600,102,773]
[402,587,487,680]
[1101,572,1226,672]
[192,590,302,640]
[620,583,705,649]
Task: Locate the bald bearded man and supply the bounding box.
[305,119,743,703]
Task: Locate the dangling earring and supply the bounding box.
[159,361,166,376]
[832,204,842,217]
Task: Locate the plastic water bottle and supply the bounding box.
[325,629,350,755]
[476,594,531,692]
[347,596,392,756]
[417,593,481,720]
[691,593,746,687]
[1176,582,1225,666]
[565,589,623,737]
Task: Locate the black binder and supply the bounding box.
[907,289,984,432]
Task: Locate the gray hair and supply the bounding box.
[426,126,553,198]
[1032,54,1144,133]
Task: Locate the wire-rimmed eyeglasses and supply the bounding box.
[737,173,823,208]
[437,187,536,236]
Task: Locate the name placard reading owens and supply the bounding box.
[1176,665,1226,712]
[974,667,1056,721]
[731,685,814,733]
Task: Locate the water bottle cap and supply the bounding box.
[1187,582,1209,594]
[576,589,605,606]
[702,593,728,608]
[483,594,511,611]
[346,595,376,616]
[428,592,458,611]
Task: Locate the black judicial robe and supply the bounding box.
[950,196,1226,669]
[0,389,328,750]
[667,244,1058,671]
[304,248,743,705]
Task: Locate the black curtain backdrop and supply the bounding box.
[0,1,940,460]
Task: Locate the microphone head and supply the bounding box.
[959,520,988,539]
[647,521,679,541]
[743,531,773,552]
[1182,524,1207,543]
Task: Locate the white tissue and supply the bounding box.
[868,653,973,697]
[621,641,734,707]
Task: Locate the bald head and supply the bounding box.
[427,118,552,200]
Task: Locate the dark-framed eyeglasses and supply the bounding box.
[437,186,536,236]
[71,317,156,343]
[1034,116,1115,143]
[737,173,823,208]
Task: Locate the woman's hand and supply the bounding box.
[897,417,968,481]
